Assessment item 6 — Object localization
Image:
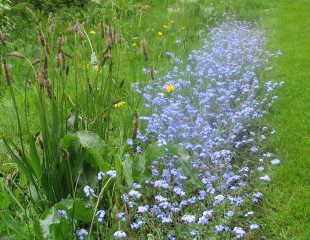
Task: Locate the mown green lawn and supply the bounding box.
[258,0,310,239]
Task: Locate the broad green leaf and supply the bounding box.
[61,131,109,170]
[122,156,133,186]
[75,131,109,170]
[40,198,91,239]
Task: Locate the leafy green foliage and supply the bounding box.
[0,0,265,239]
[11,0,89,11]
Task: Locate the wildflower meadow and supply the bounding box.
[0,0,309,239]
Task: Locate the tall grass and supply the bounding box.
[0,0,213,238]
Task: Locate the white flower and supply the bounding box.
[259,175,271,182]
[271,159,281,165]
[128,190,142,199]
[257,166,265,172]
[90,51,98,65]
[250,223,260,230]
[113,230,127,238]
[245,211,254,217]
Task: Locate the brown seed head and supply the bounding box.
[0,31,6,45]
[132,113,139,139]
[140,39,149,61]
[50,22,56,32]
[2,60,12,85]
[8,51,25,59]
[56,35,64,53]
[99,22,107,38]
[38,30,50,54]
[56,52,66,69]
[32,58,41,66]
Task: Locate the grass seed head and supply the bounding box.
[100,21,107,38]
[32,58,41,66]
[38,29,50,54]
[2,60,12,85]
[56,35,64,53]
[0,31,6,45]
[8,51,25,59]
[140,39,149,61]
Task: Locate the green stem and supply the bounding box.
[88,177,113,238]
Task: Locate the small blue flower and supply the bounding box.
[96,210,105,223]
[58,210,68,219]
[116,212,127,222]
[97,171,105,181]
[76,228,88,240]
[181,214,196,224]
[83,185,94,197]
[107,170,117,178]
[127,138,134,147]
[137,205,149,213]
[233,227,246,239]
[128,190,142,199]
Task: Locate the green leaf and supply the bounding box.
[40,207,61,239]
[40,198,91,239]
[71,199,92,222]
[61,131,109,171]
[28,136,42,178]
[122,156,133,186]
[75,131,109,170]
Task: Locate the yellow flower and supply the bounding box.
[90,30,96,35]
[132,42,137,47]
[157,31,164,37]
[113,101,126,108]
[94,65,100,72]
[165,85,176,93]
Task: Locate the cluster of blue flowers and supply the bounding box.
[68,20,282,240]
[125,21,283,239]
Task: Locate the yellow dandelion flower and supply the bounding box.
[90,30,96,35]
[113,101,126,108]
[157,31,164,37]
[165,85,176,93]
